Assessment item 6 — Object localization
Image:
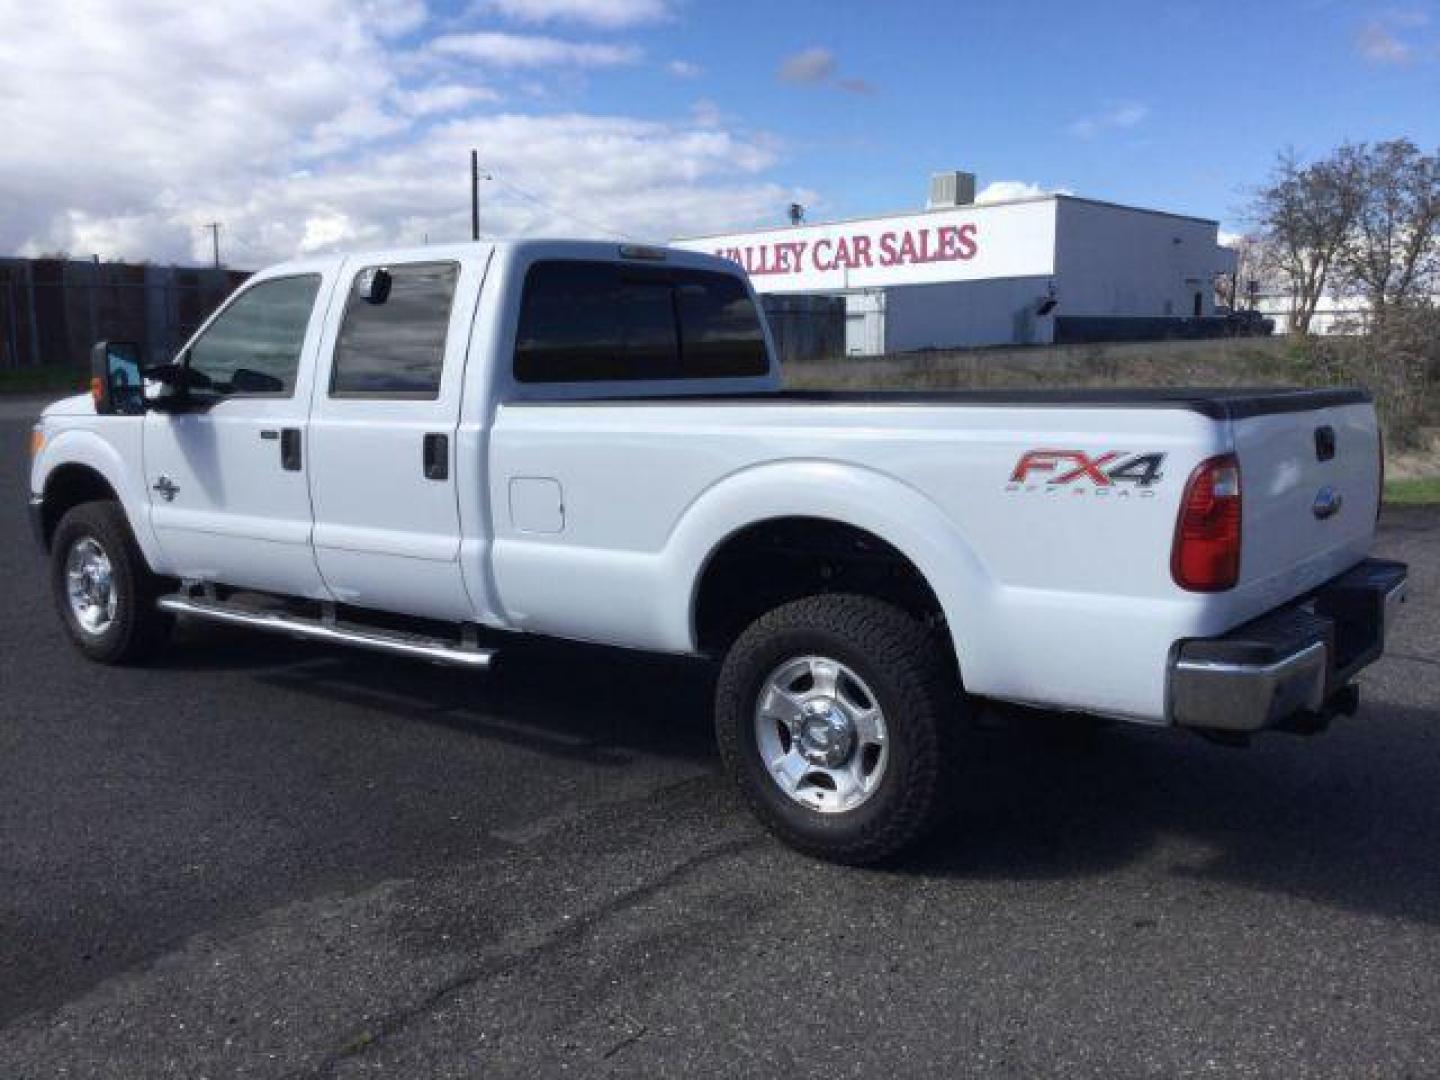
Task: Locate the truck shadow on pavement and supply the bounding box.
[170,623,725,767]
[910,698,1440,925]
[161,621,1440,927]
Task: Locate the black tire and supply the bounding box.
[715,594,965,865]
[50,501,172,664]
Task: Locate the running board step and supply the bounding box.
[157,595,496,669]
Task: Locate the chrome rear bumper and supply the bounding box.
[1169,559,1408,733]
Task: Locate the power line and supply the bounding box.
[484,171,635,241]
[470,150,488,240]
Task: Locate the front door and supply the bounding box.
[306,253,488,622]
[144,269,335,598]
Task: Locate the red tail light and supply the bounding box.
[1172,453,1242,591]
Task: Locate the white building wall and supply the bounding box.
[877,276,1056,353]
[1053,198,1220,319]
[1251,291,1440,335]
[674,193,1228,352]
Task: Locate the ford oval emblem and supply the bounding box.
[1313,486,1343,520]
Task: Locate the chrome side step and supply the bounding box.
[157,595,496,669]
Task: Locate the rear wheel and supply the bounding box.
[715,594,964,864]
[50,501,172,664]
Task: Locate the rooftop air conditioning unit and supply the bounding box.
[927,171,977,209]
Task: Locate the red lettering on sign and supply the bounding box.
[958,222,978,259]
[710,222,978,278]
[878,232,898,266]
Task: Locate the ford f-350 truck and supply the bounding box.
[27,240,1408,863]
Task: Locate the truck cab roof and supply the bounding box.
[257,239,743,282]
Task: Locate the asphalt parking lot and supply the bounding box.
[2,402,1438,1078]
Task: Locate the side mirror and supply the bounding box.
[142,357,221,412]
[89,341,145,415]
[356,266,392,305]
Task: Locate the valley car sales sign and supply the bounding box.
[672,199,1058,293]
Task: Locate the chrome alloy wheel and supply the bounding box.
[64,536,117,636]
[754,655,889,814]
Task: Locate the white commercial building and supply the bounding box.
[1249,290,1440,336]
[673,173,1233,355]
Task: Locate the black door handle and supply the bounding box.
[280,428,302,471]
[423,433,449,480]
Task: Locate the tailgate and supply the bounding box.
[1231,398,1381,601]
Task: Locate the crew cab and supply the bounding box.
[27,240,1408,863]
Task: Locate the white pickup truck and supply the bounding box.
[27,240,1408,862]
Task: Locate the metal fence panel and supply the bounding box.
[0,257,248,371]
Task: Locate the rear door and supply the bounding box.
[306,251,489,621]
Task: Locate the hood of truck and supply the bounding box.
[41,393,97,417]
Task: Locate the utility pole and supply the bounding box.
[204,222,222,268]
[470,151,480,241]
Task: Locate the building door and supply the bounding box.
[1193,291,1203,318]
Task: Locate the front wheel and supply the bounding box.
[49,501,172,664]
[715,594,965,865]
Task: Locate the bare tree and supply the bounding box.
[1254,145,1366,334]
[1214,233,1274,311]
[1339,139,1440,326]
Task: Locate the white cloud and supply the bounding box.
[396,83,501,116]
[355,0,430,37]
[1357,21,1414,64]
[430,31,641,68]
[975,180,1072,204]
[666,59,702,78]
[778,47,837,84]
[482,0,670,27]
[1067,102,1150,139]
[0,0,793,264]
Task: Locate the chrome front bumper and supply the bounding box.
[1170,559,1408,733]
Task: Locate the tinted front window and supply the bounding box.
[331,262,458,397]
[514,261,768,383]
[187,275,320,396]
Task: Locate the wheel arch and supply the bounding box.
[667,460,996,677]
[34,428,163,569]
[40,463,119,548]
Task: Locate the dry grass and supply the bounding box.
[789,337,1309,393]
[787,334,1439,477]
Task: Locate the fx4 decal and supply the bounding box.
[1006,450,1166,497]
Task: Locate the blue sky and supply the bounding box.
[573,0,1440,228]
[2,0,1437,263]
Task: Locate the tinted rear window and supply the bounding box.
[331,262,458,397]
[514,261,767,383]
